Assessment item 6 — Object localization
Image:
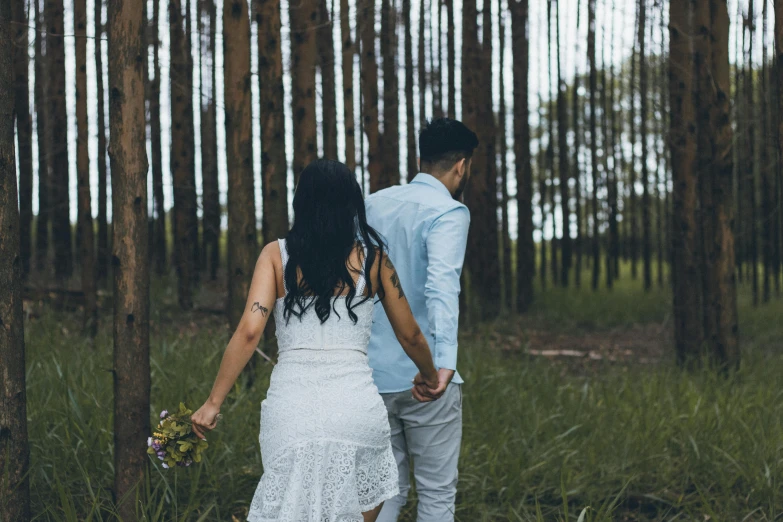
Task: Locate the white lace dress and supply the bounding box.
[247,240,399,522]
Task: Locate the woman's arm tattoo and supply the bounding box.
[385,258,406,299]
[251,302,269,317]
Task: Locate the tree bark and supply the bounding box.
[747,2,759,305]
[555,0,570,286]
[404,0,416,180]
[150,0,165,275]
[108,0,151,515]
[546,0,558,286]
[11,0,32,280]
[199,0,220,280]
[639,0,652,291]
[446,0,455,118]
[573,0,582,287]
[762,0,773,302]
[225,0,258,329]
[257,0,289,244]
[775,0,783,297]
[318,0,338,160]
[629,2,639,278]
[290,0,318,182]
[45,0,72,280]
[34,0,49,272]
[499,0,512,308]
[96,0,110,282]
[75,0,96,335]
[513,0,533,311]
[588,0,599,290]
[359,0,384,191]
[340,0,356,171]
[0,10,31,519]
[418,0,427,125]
[170,0,197,309]
[381,0,400,185]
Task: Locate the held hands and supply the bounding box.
[190,400,221,440]
[411,368,455,402]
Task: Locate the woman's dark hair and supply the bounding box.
[283,159,385,324]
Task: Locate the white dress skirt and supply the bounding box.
[246,240,399,522]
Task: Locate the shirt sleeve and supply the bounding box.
[424,206,470,371]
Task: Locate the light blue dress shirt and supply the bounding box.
[365,173,470,393]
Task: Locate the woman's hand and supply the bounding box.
[191,400,221,440]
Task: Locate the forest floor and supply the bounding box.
[21,268,783,521]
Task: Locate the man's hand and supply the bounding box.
[411,368,455,402]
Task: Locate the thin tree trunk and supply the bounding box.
[556,0,570,286]
[747,0,759,305]
[547,0,558,286]
[430,0,441,116]
[601,12,614,289]
[150,0,165,275]
[609,0,620,281]
[0,10,31,518]
[225,0,257,329]
[290,0,318,182]
[257,0,290,243]
[404,0,417,180]
[446,0,455,118]
[200,0,219,280]
[381,0,400,185]
[75,0,96,335]
[418,0,427,125]
[573,0,582,287]
[359,0,384,191]
[775,0,783,297]
[340,0,356,171]
[762,0,773,302]
[639,0,652,291]
[588,0,599,290]
[96,0,111,282]
[170,0,197,309]
[12,0,33,280]
[108,0,151,515]
[499,0,512,308]
[513,0,533,311]
[34,0,49,272]
[46,0,72,280]
[319,0,338,160]
[629,1,639,277]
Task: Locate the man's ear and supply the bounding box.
[456,158,467,177]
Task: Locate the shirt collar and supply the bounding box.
[410,173,452,199]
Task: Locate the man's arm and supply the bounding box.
[424,206,469,384]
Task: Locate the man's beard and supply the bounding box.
[453,174,468,201]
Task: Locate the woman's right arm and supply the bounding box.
[376,252,439,398]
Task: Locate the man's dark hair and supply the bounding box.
[418,118,479,170]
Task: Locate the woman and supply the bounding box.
[191,159,440,522]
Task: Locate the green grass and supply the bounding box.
[22,275,783,521]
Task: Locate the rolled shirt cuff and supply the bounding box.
[433,342,458,371]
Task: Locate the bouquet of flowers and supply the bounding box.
[147,402,210,469]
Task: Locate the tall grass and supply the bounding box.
[22,279,783,521]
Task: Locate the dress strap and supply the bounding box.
[278,239,289,293]
[355,244,369,297]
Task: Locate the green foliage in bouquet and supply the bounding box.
[147,402,209,469]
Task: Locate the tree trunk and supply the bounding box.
[762,0,773,303]
[96,0,111,282]
[588,0,599,290]
[499,0,512,309]
[0,10,31,519]
[340,0,356,171]
[431,0,442,117]
[225,0,258,329]
[462,0,500,318]
[290,0,318,182]
[513,0,533,311]
[11,0,32,280]
[418,0,427,125]
[639,0,652,291]
[34,0,49,272]
[108,0,151,515]
[46,0,72,280]
[75,0,96,335]
[573,0,582,287]
[199,0,220,280]
[609,0,620,282]
[170,0,197,309]
[775,0,783,298]
[629,2,639,278]
[150,0,165,275]
[601,16,614,289]
[257,0,289,244]
[381,0,400,185]
[692,0,739,367]
[359,0,384,191]
[404,0,416,180]
[318,0,339,160]
[446,0,455,118]
[746,1,759,305]
[555,0,570,286]
[547,0,558,286]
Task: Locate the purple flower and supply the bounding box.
[152,440,161,451]
[159,410,169,419]
[156,450,165,458]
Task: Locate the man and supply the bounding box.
[365,117,478,521]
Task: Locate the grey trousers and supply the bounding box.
[376,383,462,522]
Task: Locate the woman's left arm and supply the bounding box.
[191,242,278,438]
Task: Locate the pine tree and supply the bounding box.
[290,0,318,181]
